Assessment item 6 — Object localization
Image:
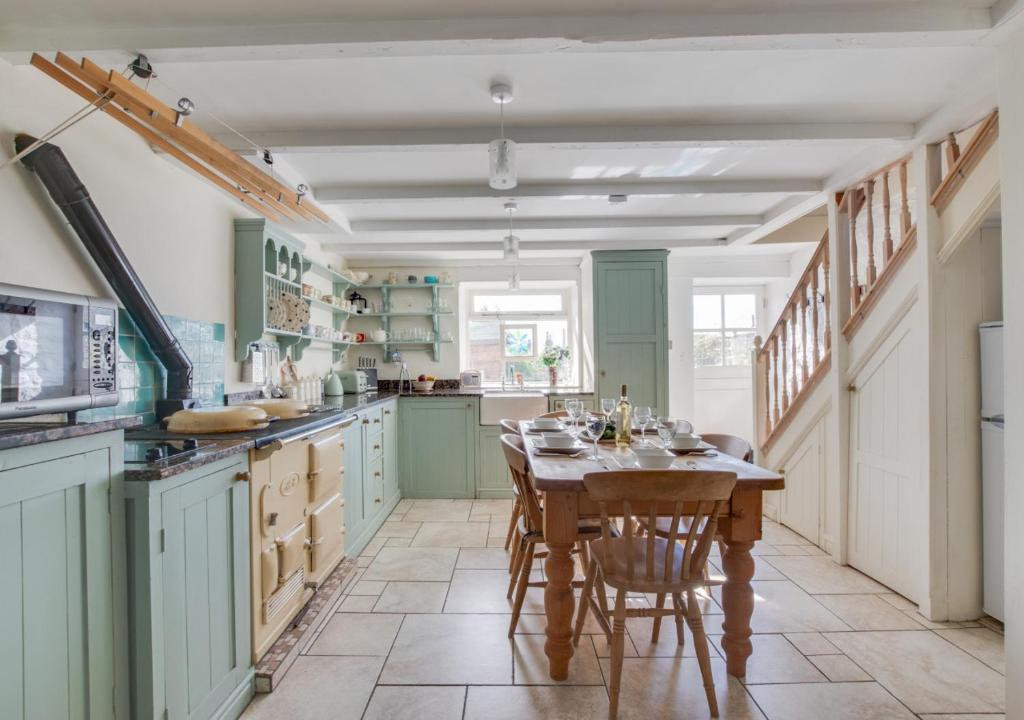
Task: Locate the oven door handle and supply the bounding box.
[257,414,359,456]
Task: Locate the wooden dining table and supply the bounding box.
[518,422,784,681]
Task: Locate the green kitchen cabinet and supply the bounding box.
[592,250,669,415]
[344,399,401,556]
[382,400,399,500]
[124,453,253,720]
[475,425,513,498]
[0,431,130,720]
[343,417,366,551]
[398,397,477,499]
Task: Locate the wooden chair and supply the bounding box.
[499,419,525,556]
[573,470,737,719]
[701,433,753,463]
[500,433,598,636]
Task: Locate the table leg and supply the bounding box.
[720,539,755,678]
[542,491,579,681]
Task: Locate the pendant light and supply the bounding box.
[504,200,521,290]
[489,83,517,190]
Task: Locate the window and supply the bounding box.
[693,291,758,368]
[464,287,578,386]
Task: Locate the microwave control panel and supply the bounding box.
[88,307,117,393]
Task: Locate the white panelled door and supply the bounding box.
[779,418,825,546]
[847,318,924,601]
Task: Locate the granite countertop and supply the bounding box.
[0,414,143,451]
[124,437,253,482]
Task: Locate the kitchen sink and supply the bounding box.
[480,390,548,425]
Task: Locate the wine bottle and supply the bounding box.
[614,384,632,448]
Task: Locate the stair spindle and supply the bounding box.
[849,190,861,311]
[790,305,799,398]
[864,179,877,285]
[882,170,893,262]
[822,245,832,351]
[899,160,911,238]
[800,285,810,382]
[810,264,821,365]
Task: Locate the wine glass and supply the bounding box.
[634,406,653,445]
[656,417,677,449]
[600,398,616,420]
[564,399,582,436]
[585,412,607,461]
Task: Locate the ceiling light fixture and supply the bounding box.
[489,83,517,190]
[504,200,521,289]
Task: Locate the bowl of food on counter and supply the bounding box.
[413,375,436,393]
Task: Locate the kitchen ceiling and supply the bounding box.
[2,0,1012,261]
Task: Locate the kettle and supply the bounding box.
[323,370,344,397]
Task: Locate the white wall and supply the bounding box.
[0,59,345,395]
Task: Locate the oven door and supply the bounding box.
[308,493,345,585]
[308,429,343,504]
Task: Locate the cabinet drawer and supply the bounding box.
[362,458,384,517]
[308,429,344,503]
[360,407,384,431]
[364,431,384,462]
[309,494,345,580]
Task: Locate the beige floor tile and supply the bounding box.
[444,568,544,614]
[487,537,508,547]
[385,537,412,547]
[711,634,826,684]
[464,686,611,720]
[825,630,1005,714]
[748,543,780,556]
[878,592,917,611]
[710,581,850,633]
[764,545,819,556]
[808,653,873,682]
[410,521,490,548]
[709,556,786,582]
[240,656,383,720]
[489,519,510,539]
[363,686,466,720]
[380,613,513,685]
[513,608,605,636]
[592,631,639,658]
[903,610,977,629]
[748,682,917,720]
[813,594,928,630]
[513,633,605,685]
[918,715,1007,720]
[457,547,512,569]
[361,547,458,582]
[765,556,889,594]
[471,499,514,516]
[935,628,1006,674]
[349,580,387,596]
[308,613,403,656]
[783,632,842,656]
[761,521,814,546]
[393,499,414,513]
[337,595,378,612]
[374,581,449,613]
[376,520,421,538]
[625,615,701,658]
[599,657,766,719]
[356,555,374,567]
[359,536,387,557]
[402,500,473,522]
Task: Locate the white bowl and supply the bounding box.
[542,433,576,448]
[633,448,676,469]
[412,380,435,393]
[531,417,563,431]
[669,433,703,450]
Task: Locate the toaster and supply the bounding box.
[338,370,368,394]
[460,370,482,388]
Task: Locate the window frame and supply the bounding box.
[692,286,762,373]
[463,286,579,387]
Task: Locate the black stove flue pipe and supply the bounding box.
[16,134,197,419]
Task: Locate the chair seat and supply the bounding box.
[589,536,720,593]
[636,516,715,538]
[517,514,603,542]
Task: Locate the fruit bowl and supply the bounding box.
[412,380,435,393]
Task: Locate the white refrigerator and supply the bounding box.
[980,321,1004,621]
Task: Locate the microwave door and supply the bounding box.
[0,296,82,408]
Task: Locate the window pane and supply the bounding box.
[503,327,535,357]
[724,294,757,329]
[473,293,563,313]
[467,320,502,382]
[694,331,723,367]
[693,295,722,329]
[724,330,755,366]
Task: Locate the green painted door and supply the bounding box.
[160,460,251,720]
[476,425,513,499]
[382,400,399,501]
[0,434,127,720]
[593,251,669,415]
[398,398,477,499]
[343,419,365,544]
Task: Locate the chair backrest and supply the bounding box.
[701,433,753,463]
[582,470,737,585]
[498,418,520,434]
[539,409,568,419]
[500,433,543,530]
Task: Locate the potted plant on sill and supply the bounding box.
[541,345,571,387]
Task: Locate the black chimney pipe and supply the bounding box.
[16,134,196,417]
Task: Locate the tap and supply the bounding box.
[397,363,411,396]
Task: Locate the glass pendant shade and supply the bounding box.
[489,138,518,190]
[503,234,520,261]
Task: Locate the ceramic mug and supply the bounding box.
[407,275,418,284]
[355,332,366,343]
[371,330,389,343]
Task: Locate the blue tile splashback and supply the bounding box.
[78,309,226,424]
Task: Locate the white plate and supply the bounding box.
[667,441,718,455]
[532,438,586,454]
[524,422,566,434]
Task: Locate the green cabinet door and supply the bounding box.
[398,398,477,499]
[593,250,669,415]
[0,432,128,720]
[382,400,399,502]
[159,458,252,720]
[476,425,513,499]
[343,419,366,550]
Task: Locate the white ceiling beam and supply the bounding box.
[349,216,761,233]
[727,193,828,247]
[0,4,993,61]
[323,238,723,254]
[316,178,819,204]
[226,123,914,154]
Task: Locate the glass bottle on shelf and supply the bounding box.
[614,384,632,448]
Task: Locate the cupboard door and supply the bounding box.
[475,425,513,498]
[343,419,365,532]
[382,400,399,501]
[308,429,343,504]
[160,461,250,720]
[309,493,344,579]
[363,458,384,518]
[399,399,476,499]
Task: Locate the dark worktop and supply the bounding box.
[0,414,143,451]
[124,437,253,482]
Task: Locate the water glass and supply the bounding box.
[585,412,607,461]
[565,399,582,436]
[634,405,653,444]
[600,398,616,420]
[656,417,677,448]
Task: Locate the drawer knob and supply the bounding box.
[373,444,381,450]
[384,410,391,415]
[362,418,369,425]
[375,497,382,503]
[374,471,381,478]
[235,470,251,482]
[373,418,380,424]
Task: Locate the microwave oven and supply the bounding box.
[0,283,118,420]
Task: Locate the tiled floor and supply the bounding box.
[241,499,1006,719]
